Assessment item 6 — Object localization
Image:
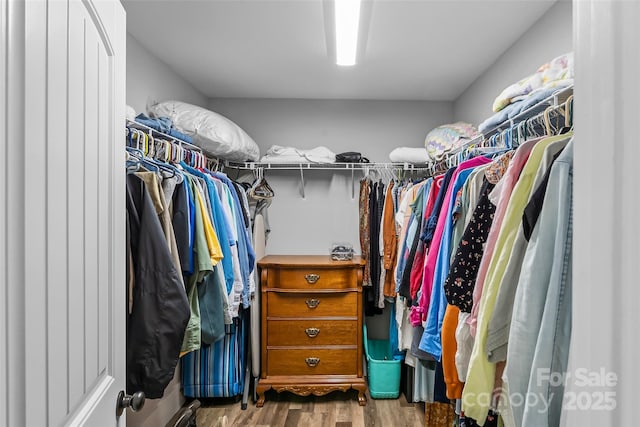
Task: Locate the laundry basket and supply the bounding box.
[363,324,401,399]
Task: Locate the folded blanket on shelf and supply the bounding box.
[134,113,194,143]
[514,84,572,115]
[478,84,573,133]
[425,122,480,161]
[259,145,336,163]
[478,101,523,133]
[492,52,574,113]
[389,147,430,163]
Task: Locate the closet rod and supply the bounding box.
[224,161,434,172]
[234,162,434,200]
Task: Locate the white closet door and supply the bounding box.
[568,1,640,425]
[17,0,126,425]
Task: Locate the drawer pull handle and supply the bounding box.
[305,357,320,367]
[305,327,320,338]
[304,274,320,284]
[305,299,320,309]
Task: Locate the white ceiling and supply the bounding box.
[123,0,556,101]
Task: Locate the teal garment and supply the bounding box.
[198,264,226,344]
[180,177,214,354]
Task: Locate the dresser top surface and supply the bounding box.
[258,255,364,268]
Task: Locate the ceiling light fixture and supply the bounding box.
[335,0,361,66]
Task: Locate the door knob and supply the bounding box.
[116,390,145,416]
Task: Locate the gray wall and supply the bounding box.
[209,98,453,255]
[126,34,207,114]
[453,0,573,126]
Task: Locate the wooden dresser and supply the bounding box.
[256,255,367,407]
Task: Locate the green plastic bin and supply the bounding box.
[363,324,401,399]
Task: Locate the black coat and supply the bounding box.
[126,174,190,398]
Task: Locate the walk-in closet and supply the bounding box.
[2,0,639,426]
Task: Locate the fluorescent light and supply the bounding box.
[335,0,361,66]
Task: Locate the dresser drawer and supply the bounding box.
[268,349,357,376]
[267,319,357,346]
[267,292,357,318]
[267,267,357,290]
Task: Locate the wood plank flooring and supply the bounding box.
[195,390,425,427]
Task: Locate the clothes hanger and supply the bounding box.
[139,130,148,156]
[543,106,556,136]
[145,154,177,178]
[148,132,156,158]
[126,160,141,173]
[251,167,275,199]
[517,119,526,146]
[130,129,141,151]
[526,113,543,138]
[129,139,178,178]
[556,94,574,134]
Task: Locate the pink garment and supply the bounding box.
[412,156,492,325]
[467,138,541,336]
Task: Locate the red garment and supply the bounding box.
[409,176,442,300]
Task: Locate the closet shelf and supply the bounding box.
[224,86,573,174]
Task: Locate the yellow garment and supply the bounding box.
[193,185,223,267]
[461,133,573,422]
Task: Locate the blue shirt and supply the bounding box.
[419,167,477,360]
[183,176,196,275]
[211,172,255,309]
[181,164,236,294]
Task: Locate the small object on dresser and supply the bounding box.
[331,242,354,261]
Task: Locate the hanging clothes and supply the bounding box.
[503,140,574,427]
[486,138,569,363]
[359,178,372,287]
[125,123,258,400]
[126,173,190,399]
[444,151,515,314]
[381,181,398,299]
[467,138,543,336]
[462,133,573,423]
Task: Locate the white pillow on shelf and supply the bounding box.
[148,100,260,162]
[389,147,430,163]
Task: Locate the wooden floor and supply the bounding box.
[195,389,425,427]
